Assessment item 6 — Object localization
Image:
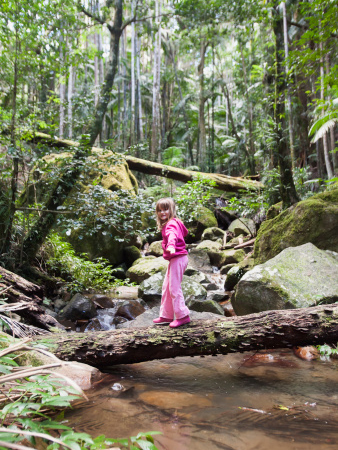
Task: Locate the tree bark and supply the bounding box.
[34,304,338,367]
[0,267,63,331]
[198,39,208,169]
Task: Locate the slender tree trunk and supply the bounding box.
[33,304,338,367]
[59,35,65,138]
[67,65,73,139]
[130,0,136,145]
[122,29,127,149]
[273,5,299,208]
[240,48,256,175]
[151,0,161,159]
[136,28,144,140]
[282,1,295,170]
[198,39,208,170]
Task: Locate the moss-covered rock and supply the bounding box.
[228,218,256,236]
[233,243,338,315]
[196,240,222,252]
[187,205,218,241]
[266,201,283,220]
[148,240,163,257]
[208,248,246,268]
[126,257,169,283]
[123,246,142,267]
[254,189,338,264]
[201,227,226,241]
[187,248,213,273]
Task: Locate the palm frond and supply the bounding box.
[310,118,338,143]
[0,314,50,338]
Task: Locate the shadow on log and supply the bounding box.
[33,303,338,368]
[26,132,263,193]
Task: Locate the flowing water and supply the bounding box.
[66,349,338,449]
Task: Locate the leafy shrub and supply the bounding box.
[43,233,115,293]
[174,175,217,223]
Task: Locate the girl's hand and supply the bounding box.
[167,245,176,254]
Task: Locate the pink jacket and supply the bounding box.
[161,218,189,260]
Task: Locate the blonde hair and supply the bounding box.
[155,198,177,230]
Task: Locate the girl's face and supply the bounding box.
[157,207,170,222]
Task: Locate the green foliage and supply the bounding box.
[224,190,267,219]
[173,175,217,223]
[0,335,161,450]
[43,233,115,293]
[317,344,338,358]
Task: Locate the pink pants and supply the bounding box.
[160,254,190,320]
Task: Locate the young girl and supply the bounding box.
[153,198,191,328]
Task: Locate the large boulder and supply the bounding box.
[187,206,217,241]
[138,272,207,305]
[126,257,168,283]
[187,248,213,273]
[201,227,226,241]
[228,218,256,236]
[148,240,163,257]
[208,248,246,268]
[59,293,97,321]
[196,240,222,252]
[233,243,338,315]
[254,189,338,264]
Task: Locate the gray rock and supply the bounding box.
[123,246,142,267]
[201,227,226,241]
[111,264,127,279]
[224,265,247,291]
[233,243,338,315]
[220,263,236,275]
[188,248,213,273]
[117,306,225,329]
[126,256,168,283]
[59,293,97,321]
[138,272,207,305]
[89,294,116,309]
[228,218,256,236]
[205,282,218,291]
[188,299,224,315]
[196,240,222,252]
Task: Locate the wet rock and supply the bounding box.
[138,391,212,409]
[148,240,163,257]
[115,300,146,320]
[201,227,226,242]
[138,272,207,305]
[188,299,224,315]
[228,218,256,237]
[293,346,319,361]
[254,189,338,264]
[208,248,246,268]
[111,264,127,280]
[89,294,116,309]
[85,317,102,331]
[126,256,168,283]
[207,290,229,303]
[220,263,236,274]
[220,300,236,317]
[113,316,129,326]
[54,298,67,313]
[204,282,218,291]
[59,293,97,321]
[123,246,142,267]
[233,243,338,315]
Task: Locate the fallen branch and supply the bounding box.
[32,303,338,367]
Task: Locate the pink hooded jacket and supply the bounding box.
[161,218,189,260]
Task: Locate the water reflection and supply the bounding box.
[66,350,338,450]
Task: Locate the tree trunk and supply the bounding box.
[26,131,263,192]
[273,5,299,208]
[151,0,161,159]
[34,304,338,367]
[198,39,208,169]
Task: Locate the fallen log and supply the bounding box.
[27,132,263,193]
[34,303,338,367]
[0,267,63,331]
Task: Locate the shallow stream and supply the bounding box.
[66,349,338,449]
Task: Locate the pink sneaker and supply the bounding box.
[153,317,172,324]
[169,316,191,328]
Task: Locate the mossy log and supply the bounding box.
[0,267,62,330]
[34,303,338,367]
[27,132,263,193]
